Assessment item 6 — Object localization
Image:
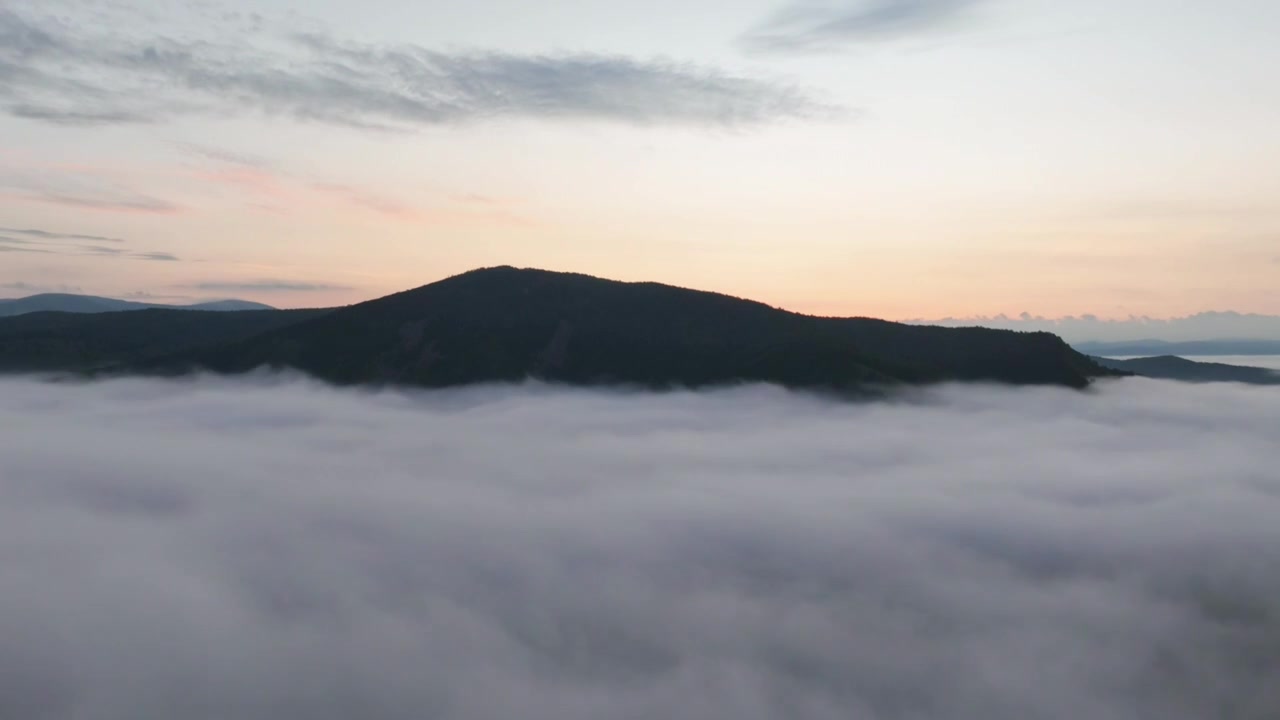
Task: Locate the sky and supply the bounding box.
[1,375,1278,719]
[1,0,1278,319]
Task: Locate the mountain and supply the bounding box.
[0,293,275,317]
[1091,355,1280,385]
[121,266,1112,391]
[185,299,277,312]
[1075,339,1280,357]
[918,311,1280,344]
[0,308,330,373]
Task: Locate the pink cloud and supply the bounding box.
[185,158,532,227]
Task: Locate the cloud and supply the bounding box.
[0,376,1277,719]
[0,243,53,253]
[28,192,181,214]
[76,246,180,261]
[185,148,505,225]
[309,182,422,220]
[79,245,124,256]
[6,104,152,126]
[0,281,83,294]
[0,227,177,261]
[188,280,349,293]
[742,0,983,53]
[0,166,183,215]
[179,144,275,170]
[121,290,198,302]
[0,6,832,130]
[0,227,125,244]
[130,251,179,262]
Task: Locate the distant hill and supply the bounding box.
[1091,355,1280,385]
[918,311,1280,344]
[0,293,275,317]
[0,308,330,373]
[119,266,1113,391]
[1076,339,1280,357]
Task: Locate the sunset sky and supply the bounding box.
[2,0,1278,319]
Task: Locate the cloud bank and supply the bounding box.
[0,376,1277,719]
[742,0,984,53]
[0,6,830,130]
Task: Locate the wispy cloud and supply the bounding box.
[131,251,179,262]
[188,280,349,293]
[0,227,126,244]
[179,144,274,170]
[79,245,124,256]
[0,226,178,262]
[28,192,181,214]
[0,166,183,215]
[185,145,523,225]
[0,243,53,254]
[0,6,833,130]
[742,0,984,53]
[75,246,179,261]
[0,280,83,294]
[309,182,421,220]
[7,104,152,126]
[0,237,47,248]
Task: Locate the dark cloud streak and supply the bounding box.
[0,227,177,261]
[742,0,984,53]
[7,104,152,126]
[28,192,181,214]
[0,227,126,244]
[0,244,52,253]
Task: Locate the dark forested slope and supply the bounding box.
[137,267,1110,390]
[0,308,329,372]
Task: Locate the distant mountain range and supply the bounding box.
[0,267,1115,391]
[918,311,1280,344]
[1092,356,1280,385]
[1075,339,1280,357]
[0,293,274,317]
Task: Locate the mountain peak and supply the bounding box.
[123,268,1109,390]
[0,293,275,317]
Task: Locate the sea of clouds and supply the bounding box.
[0,375,1277,719]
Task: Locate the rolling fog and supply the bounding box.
[0,375,1277,719]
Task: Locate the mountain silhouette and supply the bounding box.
[1076,339,1280,357]
[0,293,274,317]
[124,266,1111,390]
[1091,355,1280,385]
[0,308,326,373]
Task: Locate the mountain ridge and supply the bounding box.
[1091,355,1280,385]
[1075,339,1280,357]
[125,266,1113,391]
[0,293,274,317]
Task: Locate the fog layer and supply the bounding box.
[1,376,1277,719]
